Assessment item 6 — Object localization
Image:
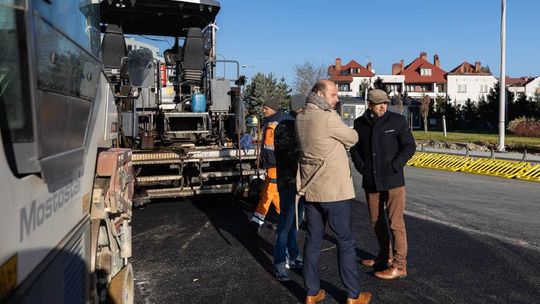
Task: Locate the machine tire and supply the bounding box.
[107,263,134,304]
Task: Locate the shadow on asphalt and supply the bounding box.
[188,194,368,303]
[132,183,540,303]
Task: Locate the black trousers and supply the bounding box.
[303,199,360,299]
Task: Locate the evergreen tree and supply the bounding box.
[357,79,370,99]
[479,82,514,131]
[372,77,390,94]
[434,96,458,130]
[243,72,291,118]
[480,65,491,74]
[509,94,533,121]
[533,93,540,117]
[461,98,479,130]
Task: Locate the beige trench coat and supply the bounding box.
[295,103,359,202]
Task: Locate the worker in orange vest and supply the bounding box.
[250,98,284,232]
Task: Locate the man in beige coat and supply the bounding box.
[296,80,371,304]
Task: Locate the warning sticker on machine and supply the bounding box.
[0,254,17,298]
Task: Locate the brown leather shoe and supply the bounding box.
[361,257,391,267]
[346,292,372,304]
[305,289,325,304]
[374,266,407,280]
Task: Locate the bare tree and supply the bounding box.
[421,95,431,132]
[292,62,327,95]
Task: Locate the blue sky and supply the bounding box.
[141,0,540,85]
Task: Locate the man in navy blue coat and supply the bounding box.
[350,89,415,280]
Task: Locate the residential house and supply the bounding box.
[506,76,540,100]
[524,76,540,98]
[393,52,447,100]
[446,61,496,106]
[328,58,375,97]
[374,74,405,97]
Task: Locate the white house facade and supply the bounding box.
[376,75,405,96]
[506,76,540,101]
[447,75,497,105]
[346,76,372,97]
[446,61,496,105]
[525,76,540,98]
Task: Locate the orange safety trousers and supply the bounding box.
[251,167,280,225]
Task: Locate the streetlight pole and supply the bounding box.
[498,0,506,152]
[365,56,370,101]
[241,64,254,82]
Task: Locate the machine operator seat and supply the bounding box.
[182,27,205,84]
[163,43,183,66]
[102,24,128,71]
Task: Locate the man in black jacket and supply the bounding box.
[272,94,305,282]
[350,89,415,280]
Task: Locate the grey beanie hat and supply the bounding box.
[290,94,307,112]
[263,98,280,111]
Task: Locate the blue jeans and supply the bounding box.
[273,187,304,265]
[303,200,360,299]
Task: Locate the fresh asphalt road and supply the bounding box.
[131,166,540,304]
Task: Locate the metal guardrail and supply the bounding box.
[407,152,539,182]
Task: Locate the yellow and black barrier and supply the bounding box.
[516,164,540,183]
[461,158,531,179]
[414,153,473,172]
[407,152,539,182]
[406,152,431,166]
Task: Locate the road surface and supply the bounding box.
[131,166,540,303]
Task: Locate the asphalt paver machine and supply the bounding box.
[99,0,261,205]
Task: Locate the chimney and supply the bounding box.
[400,59,404,73]
[392,63,400,75]
[420,51,427,60]
[366,62,372,72]
[475,61,481,73]
[434,54,440,67]
[335,58,342,71]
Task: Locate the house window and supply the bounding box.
[338,84,350,92]
[458,84,467,93]
[420,68,432,76]
[436,84,445,92]
[480,85,488,93]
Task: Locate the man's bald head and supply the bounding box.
[311,79,339,109]
[311,79,335,95]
